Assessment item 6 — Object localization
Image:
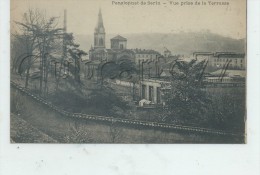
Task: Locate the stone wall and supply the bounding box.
[11,87,243,143]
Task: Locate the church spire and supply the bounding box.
[95,8,105,33]
[94,8,106,49]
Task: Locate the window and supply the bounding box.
[99,38,103,46]
[157,87,161,103]
[142,85,146,99]
[149,86,153,102]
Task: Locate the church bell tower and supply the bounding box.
[94,8,106,49]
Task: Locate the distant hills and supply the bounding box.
[74,32,246,55]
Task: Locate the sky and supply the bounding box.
[11,0,246,39]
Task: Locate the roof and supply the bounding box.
[139,99,151,105]
[160,70,172,77]
[110,35,127,41]
[132,49,160,55]
[216,53,245,58]
[90,48,135,55]
[211,70,246,78]
[106,49,135,54]
[192,52,245,58]
[193,52,213,56]
[206,77,232,80]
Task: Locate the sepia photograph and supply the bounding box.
[10,0,246,143]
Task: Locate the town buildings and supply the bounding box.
[194,52,246,70]
[89,9,161,64]
[85,9,246,107]
[133,49,161,63]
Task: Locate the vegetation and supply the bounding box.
[161,59,211,122]
[10,9,245,140]
[11,9,86,96]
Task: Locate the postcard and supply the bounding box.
[10,0,246,143]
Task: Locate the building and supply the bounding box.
[133,49,161,63]
[139,79,170,104]
[110,35,127,50]
[193,52,246,70]
[89,9,162,69]
[89,9,134,63]
[209,53,246,70]
[163,48,172,58]
[140,79,162,104]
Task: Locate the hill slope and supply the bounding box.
[75,32,245,55]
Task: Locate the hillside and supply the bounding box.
[75,32,245,55]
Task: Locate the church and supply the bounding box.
[89,9,135,63]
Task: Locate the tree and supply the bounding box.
[66,33,87,83]
[10,36,27,73]
[13,9,64,94]
[86,82,129,117]
[13,9,87,96]
[162,59,211,122]
[12,9,41,88]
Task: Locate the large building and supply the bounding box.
[89,9,161,64]
[89,9,134,63]
[193,52,246,70]
[210,53,246,70]
[132,49,161,63]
